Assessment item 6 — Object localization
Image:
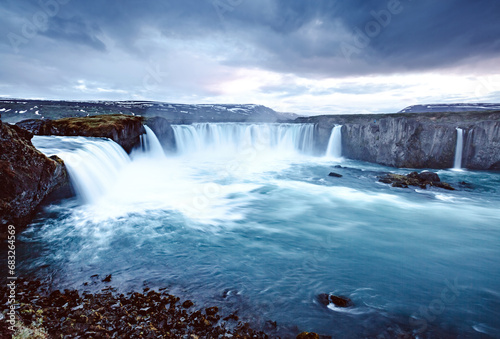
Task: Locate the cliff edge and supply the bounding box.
[298,111,500,170]
[17,114,145,153]
[0,120,69,233]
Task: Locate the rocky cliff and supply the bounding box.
[0,120,69,233]
[17,114,145,153]
[297,111,500,170]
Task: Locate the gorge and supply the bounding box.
[1,104,500,338]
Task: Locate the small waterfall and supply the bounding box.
[171,123,315,155]
[32,136,131,203]
[326,125,342,158]
[454,128,464,169]
[137,126,165,157]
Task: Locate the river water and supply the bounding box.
[14,123,500,338]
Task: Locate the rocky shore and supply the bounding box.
[0,278,271,339]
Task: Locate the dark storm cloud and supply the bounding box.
[0,0,499,100]
[41,16,106,51]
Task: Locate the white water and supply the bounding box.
[172,123,315,156]
[33,127,166,204]
[454,128,464,169]
[325,125,342,158]
[32,136,131,203]
[135,126,165,158]
[23,123,500,337]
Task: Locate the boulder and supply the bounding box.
[317,293,353,308]
[0,121,69,234]
[412,171,440,182]
[328,172,343,178]
[297,332,320,339]
[17,114,145,153]
[378,171,454,190]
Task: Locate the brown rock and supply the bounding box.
[297,332,320,339]
[17,114,145,153]
[1,121,69,233]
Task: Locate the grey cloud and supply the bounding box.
[0,0,499,105]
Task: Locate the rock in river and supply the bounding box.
[317,293,354,308]
[379,171,454,190]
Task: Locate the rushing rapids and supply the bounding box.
[10,123,500,338]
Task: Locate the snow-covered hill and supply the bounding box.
[0,99,294,124]
[399,103,500,113]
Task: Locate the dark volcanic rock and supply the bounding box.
[0,121,69,233]
[0,278,271,338]
[328,172,343,177]
[330,295,353,307]
[297,111,500,170]
[297,332,320,339]
[379,171,454,190]
[414,171,440,182]
[17,114,145,153]
[317,294,353,308]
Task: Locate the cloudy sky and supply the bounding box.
[1,0,500,115]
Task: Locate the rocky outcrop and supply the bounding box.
[298,111,500,170]
[342,118,457,168]
[145,116,177,152]
[379,171,454,190]
[0,120,69,233]
[17,114,145,153]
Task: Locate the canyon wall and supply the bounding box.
[298,111,500,170]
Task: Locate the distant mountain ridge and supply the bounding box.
[399,103,500,113]
[0,99,293,124]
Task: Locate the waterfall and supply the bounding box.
[137,126,165,158]
[171,123,315,155]
[454,128,464,169]
[326,125,342,158]
[32,136,131,203]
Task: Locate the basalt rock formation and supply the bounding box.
[17,114,145,153]
[0,120,69,233]
[298,111,500,170]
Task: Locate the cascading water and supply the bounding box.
[136,126,165,158]
[32,136,131,203]
[171,123,315,156]
[17,122,500,338]
[454,128,464,169]
[325,125,342,158]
